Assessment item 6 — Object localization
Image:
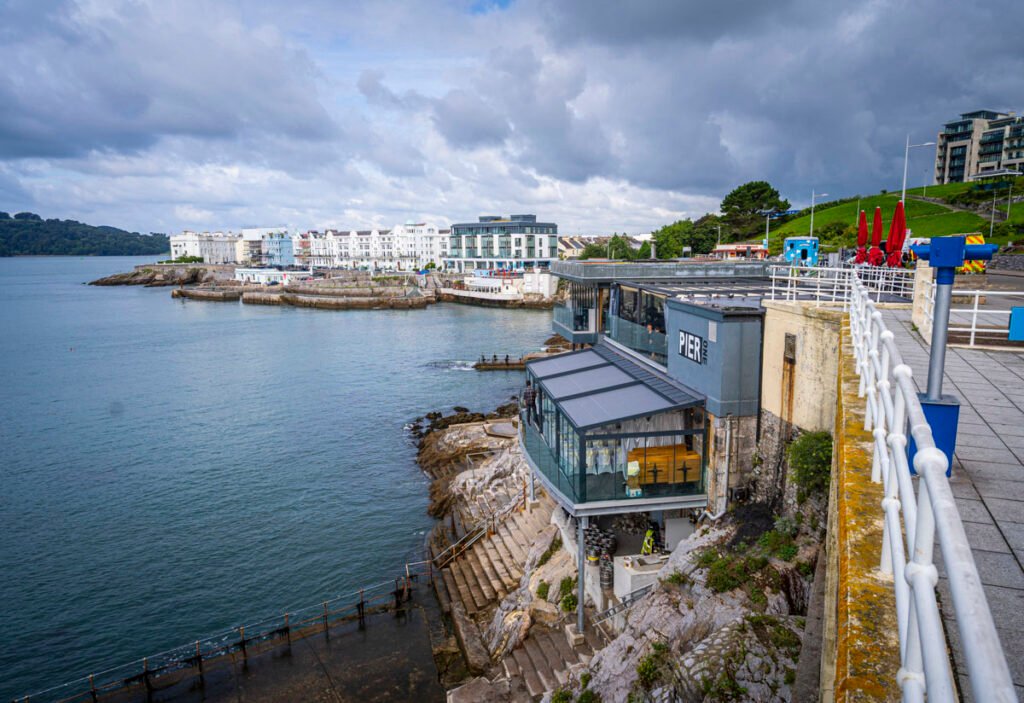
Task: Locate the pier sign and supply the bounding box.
[679,330,708,365]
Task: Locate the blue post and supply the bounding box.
[908,236,997,474]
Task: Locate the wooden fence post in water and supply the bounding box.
[322,602,329,640]
[239,626,247,661]
[358,589,366,630]
[284,613,291,648]
[89,674,98,703]
[195,641,204,687]
[142,657,153,701]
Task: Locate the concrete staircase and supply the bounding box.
[503,625,605,699]
[438,499,553,616]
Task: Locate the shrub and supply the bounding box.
[635,642,670,689]
[663,570,689,586]
[700,670,747,701]
[576,689,601,703]
[789,431,832,495]
[560,592,578,612]
[537,536,562,567]
[551,689,572,703]
[559,576,575,598]
[784,668,796,685]
[758,530,798,561]
[580,671,592,689]
[536,580,550,600]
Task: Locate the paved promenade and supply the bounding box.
[886,308,1024,701]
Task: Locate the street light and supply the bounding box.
[810,189,828,238]
[902,134,937,203]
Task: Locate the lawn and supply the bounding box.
[766,192,987,252]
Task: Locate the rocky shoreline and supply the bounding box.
[411,400,826,702]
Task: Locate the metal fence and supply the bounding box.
[767,264,916,304]
[848,273,1017,702]
[13,561,435,703]
[922,284,1024,347]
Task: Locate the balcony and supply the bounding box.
[520,411,705,509]
[552,302,598,345]
[607,316,668,366]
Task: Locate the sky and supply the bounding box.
[0,0,1021,235]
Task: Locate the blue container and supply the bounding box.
[1009,306,1024,342]
[783,237,819,266]
[907,393,959,477]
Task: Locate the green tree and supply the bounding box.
[636,240,652,259]
[720,181,790,241]
[651,218,718,257]
[607,234,637,260]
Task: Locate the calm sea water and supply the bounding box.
[0,256,551,700]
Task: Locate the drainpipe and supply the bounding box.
[577,516,587,633]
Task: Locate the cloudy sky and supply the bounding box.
[1,0,1021,234]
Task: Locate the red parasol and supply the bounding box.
[886,200,907,267]
[867,206,885,266]
[854,210,868,264]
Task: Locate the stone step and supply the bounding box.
[464,550,497,603]
[501,519,529,556]
[488,534,522,590]
[583,624,603,654]
[522,635,558,694]
[495,526,527,572]
[435,568,453,614]
[471,543,506,600]
[545,625,580,672]
[481,541,516,594]
[446,564,475,616]
[534,630,568,686]
[512,647,543,699]
[451,561,485,614]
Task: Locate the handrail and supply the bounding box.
[432,473,527,569]
[848,272,1017,703]
[591,583,655,626]
[923,283,1024,346]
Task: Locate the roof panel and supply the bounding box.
[560,384,676,429]
[541,365,635,400]
[527,350,607,379]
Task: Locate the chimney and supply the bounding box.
[650,241,657,260]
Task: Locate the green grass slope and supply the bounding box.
[767,191,988,253]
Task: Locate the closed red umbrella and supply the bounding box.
[886,200,907,267]
[854,210,868,264]
[867,207,885,266]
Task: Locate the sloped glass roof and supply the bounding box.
[526,344,703,431]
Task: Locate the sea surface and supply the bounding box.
[0,256,551,700]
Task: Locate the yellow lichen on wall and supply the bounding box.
[830,322,901,702]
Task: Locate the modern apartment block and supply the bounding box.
[446,214,558,273]
[935,110,1024,183]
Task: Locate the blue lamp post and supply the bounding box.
[908,236,998,474]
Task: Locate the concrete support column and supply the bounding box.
[529,472,536,503]
[577,515,587,633]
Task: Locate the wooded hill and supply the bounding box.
[0,212,169,257]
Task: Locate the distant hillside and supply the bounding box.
[0,212,169,257]
[767,176,1023,253]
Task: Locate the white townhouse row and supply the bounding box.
[293,223,449,270]
[169,222,449,270]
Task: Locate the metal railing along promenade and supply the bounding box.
[848,273,1017,702]
[921,282,1024,347]
[767,264,916,304]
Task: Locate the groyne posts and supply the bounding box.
[88,674,97,702]
[358,589,366,630]
[322,602,330,640]
[194,641,204,687]
[239,626,247,661]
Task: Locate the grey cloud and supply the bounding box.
[358,70,431,111]
[432,90,511,148]
[0,0,338,161]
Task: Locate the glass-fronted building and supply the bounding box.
[522,345,707,517]
[446,214,558,273]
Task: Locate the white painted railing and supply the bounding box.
[923,284,1024,347]
[849,274,1017,703]
[767,264,915,304]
